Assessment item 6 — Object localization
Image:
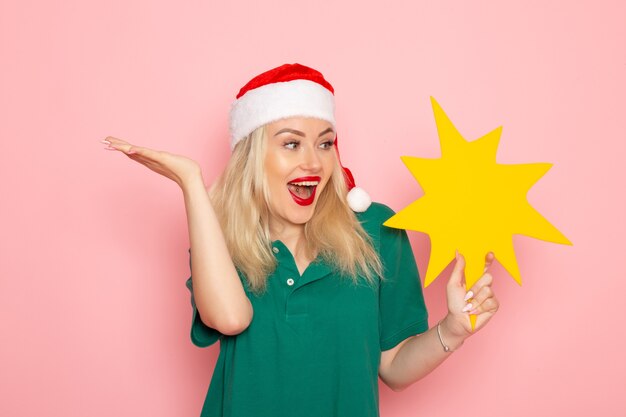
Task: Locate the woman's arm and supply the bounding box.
[379,252,498,391]
[378,316,466,391]
[103,137,253,335]
[182,176,253,335]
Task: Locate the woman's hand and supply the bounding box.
[102,137,252,334]
[379,252,500,390]
[101,136,203,189]
[441,251,500,346]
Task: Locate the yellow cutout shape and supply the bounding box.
[384,98,572,329]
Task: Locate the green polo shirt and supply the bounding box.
[186,202,429,417]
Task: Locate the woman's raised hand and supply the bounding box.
[102,136,203,189]
[441,251,500,345]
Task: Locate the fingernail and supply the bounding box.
[100,139,110,145]
[469,309,480,315]
[464,291,474,302]
[104,146,117,151]
[462,303,473,313]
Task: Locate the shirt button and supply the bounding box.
[272,247,279,254]
[286,278,294,286]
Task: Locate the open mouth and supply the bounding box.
[287,176,321,206]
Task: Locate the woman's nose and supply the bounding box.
[300,146,322,171]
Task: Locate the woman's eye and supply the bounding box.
[320,140,335,149]
[284,141,299,150]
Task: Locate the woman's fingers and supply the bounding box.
[102,137,134,154]
[102,137,169,177]
[102,136,130,148]
[102,137,160,159]
[467,283,494,312]
[444,252,500,335]
[450,251,494,291]
[464,272,498,315]
[102,136,203,188]
[469,272,494,296]
[104,136,124,143]
[468,296,499,316]
[448,251,466,288]
[484,251,495,272]
[443,251,499,334]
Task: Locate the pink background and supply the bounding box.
[1,0,624,416]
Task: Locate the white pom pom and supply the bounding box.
[347,187,371,212]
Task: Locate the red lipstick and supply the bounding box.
[287,176,321,206]
[288,176,321,183]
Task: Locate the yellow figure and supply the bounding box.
[384,98,572,329]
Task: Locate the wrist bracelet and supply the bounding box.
[437,320,457,353]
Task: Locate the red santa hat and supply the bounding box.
[229,63,371,212]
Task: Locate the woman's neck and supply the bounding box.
[269,223,312,275]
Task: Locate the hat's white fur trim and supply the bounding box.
[229,79,335,149]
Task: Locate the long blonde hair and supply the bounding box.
[210,126,382,293]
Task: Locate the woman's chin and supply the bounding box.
[270,201,318,228]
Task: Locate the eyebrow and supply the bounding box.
[274,127,335,137]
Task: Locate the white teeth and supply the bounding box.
[289,181,319,186]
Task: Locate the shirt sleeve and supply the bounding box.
[376,205,429,351]
[186,249,222,348]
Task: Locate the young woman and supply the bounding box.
[102,63,499,417]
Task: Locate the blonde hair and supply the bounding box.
[210,126,382,294]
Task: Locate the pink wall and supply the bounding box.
[1,0,624,416]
